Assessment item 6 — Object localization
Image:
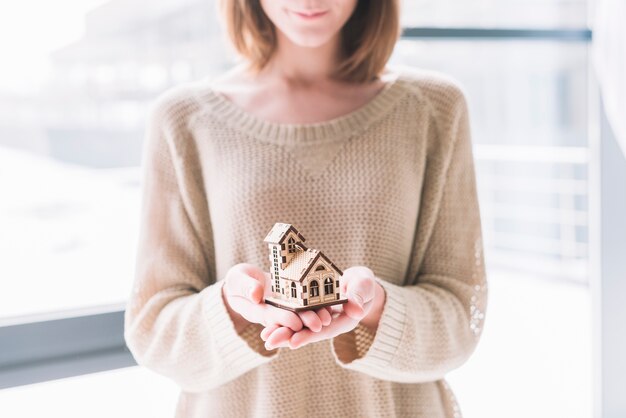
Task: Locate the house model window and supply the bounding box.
[263,222,348,312]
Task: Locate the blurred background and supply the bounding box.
[0,0,623,417]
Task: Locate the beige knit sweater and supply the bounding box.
[124,65,488,418]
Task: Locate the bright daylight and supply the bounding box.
[0,0,624,417]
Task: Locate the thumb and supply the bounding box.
[340,266,374,294]
[225,264,266,303]
[344,276,375,320]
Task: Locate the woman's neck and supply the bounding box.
[256,31,344,87]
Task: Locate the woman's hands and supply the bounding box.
[260,266,386,350]
[221,263,333,336]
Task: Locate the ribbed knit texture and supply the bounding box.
[124,65,489,418]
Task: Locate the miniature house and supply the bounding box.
[263,222,348,312]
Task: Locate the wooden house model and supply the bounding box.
[263,222,348,312]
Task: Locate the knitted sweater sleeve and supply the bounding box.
[124,91,277,393]
[331,83,489,383]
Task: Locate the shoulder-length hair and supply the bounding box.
[216,0,402,83]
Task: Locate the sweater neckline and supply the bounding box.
[199,69,408,145]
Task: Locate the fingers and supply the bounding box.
[288,327,324,350]
[340,266,374,293]
[297,310,323,332]
[227,297,303,333]
[261,308,360,351]
[265,327,294,350]
[343,275,376,320]
[296,306,337,331]
[262,305,304,332]
[317,307,332,326]
[260,306,335,344]
[262,307,332,342]
[260,324,279,341]
[329,305,343,317]
[239,263,268,284]
[289,311,359,349]
[224,263,266,303]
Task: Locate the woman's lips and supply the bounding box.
[291,10,328,19]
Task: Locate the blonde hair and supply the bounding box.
[217,0,402,83]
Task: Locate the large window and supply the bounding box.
[0,0,227,318]
[391,39,589,284]
[0,1,603,417]
[392,8,594,418]
[400,0,587,28]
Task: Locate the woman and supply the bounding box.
[124,1,488,417]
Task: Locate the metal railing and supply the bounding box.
[474,144,589,285]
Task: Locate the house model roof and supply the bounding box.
[263,222,306,245]
[286,249,344,283]
[264,222,343,282]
